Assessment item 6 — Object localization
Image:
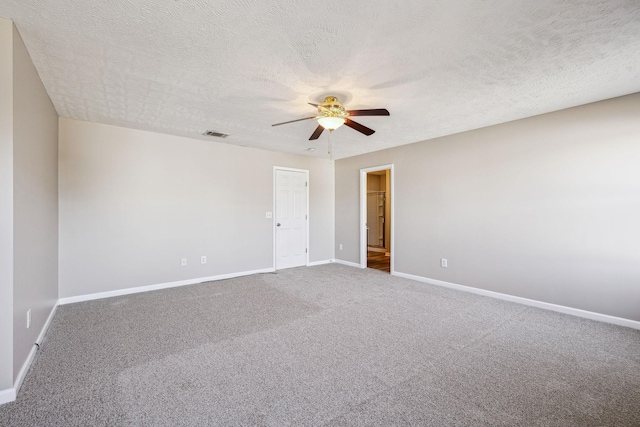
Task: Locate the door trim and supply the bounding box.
[273,167,310,270]
[360,164,394,273]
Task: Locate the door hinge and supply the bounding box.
[305,181,308,187]
[306,248,308,253]
[305,214,308,220]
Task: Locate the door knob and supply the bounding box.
[277,223,281,227]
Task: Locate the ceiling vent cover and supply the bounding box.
[202,130,229,138]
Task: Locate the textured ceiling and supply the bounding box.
[2,1,640,159]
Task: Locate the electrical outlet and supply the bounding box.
[201,256,207,264]
[265,212,272,219]
[441,258,448,268]
[181,258,187,266]
[339,244,343,250]
[27,309,31,329]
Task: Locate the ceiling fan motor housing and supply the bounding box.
[318,96,347,118]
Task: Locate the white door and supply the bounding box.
[275,169,308,269]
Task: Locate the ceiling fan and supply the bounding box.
[272,96,390,140]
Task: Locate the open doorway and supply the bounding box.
[366,170,390,272]
[360,165,393,273]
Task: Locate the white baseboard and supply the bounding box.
[13,302,58,397]
[307,259,334,267]
[0,388,16,405]
[392,271,640,330]
[333,259,362,268]
[1,301,59,406]
[58,268,276,305]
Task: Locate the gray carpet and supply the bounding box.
[1,264,639,426]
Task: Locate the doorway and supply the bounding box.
[274,167,309,270]
[360,165,393,273]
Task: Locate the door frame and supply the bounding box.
[273,166,310,270]
[360,164,394,273]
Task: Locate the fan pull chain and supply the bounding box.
[328,130,333,163]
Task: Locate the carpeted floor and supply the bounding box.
[1,264,639,426]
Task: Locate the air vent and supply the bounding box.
[202,130,229,138]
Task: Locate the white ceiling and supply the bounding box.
[2,1,640,159]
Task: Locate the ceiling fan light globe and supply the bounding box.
[317,116,345,131]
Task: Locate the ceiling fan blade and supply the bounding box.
[345,119,375,136]
[346,108,390,117]
[308,102,319,107]
[272,116,316,126]
[309,125,325,140]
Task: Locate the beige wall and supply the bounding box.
[12,25,59,380]
[366,174,381,191]
[0,17,14,392]
[0,19,58,394]
[59,118,335,298]
[336,93,640,321]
